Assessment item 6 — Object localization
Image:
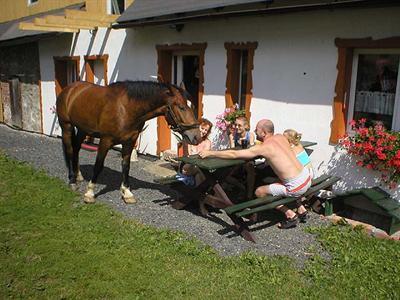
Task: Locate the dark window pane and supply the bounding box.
[353,54,399,129]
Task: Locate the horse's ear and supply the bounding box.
[179,81,186,91]
[158,74,165,83]
[166,84,175,96]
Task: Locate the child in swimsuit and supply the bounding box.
[283,129,315,179]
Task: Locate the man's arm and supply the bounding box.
[199,144,263,160]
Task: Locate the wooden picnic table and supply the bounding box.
[178,154,256,242]
[301,140,317,148]
[174,140,318,242]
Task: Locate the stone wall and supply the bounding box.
[0,42,42,132]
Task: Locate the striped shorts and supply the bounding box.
[268,168,311,197]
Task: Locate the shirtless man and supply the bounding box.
[199,119,311,229]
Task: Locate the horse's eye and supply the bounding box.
[178,105,186,111]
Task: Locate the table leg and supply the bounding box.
[212,183,256,243]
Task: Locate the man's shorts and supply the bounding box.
[268,168,311,197]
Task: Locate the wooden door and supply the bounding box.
[9,78,22,128]
[156,50,172,155]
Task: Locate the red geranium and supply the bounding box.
[339,119,400,188]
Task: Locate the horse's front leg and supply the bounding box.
[120,137,138,204]
[72,129,87,183]
[59,121,76,189]
[84,137,113,203]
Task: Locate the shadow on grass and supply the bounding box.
[79,164,178,200]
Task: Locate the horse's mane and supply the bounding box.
[110,80,182,102]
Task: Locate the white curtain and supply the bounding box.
[355,91,395,115]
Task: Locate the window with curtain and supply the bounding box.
[349,51,400,130]
[225,42,257,117]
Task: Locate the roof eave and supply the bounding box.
[113,0,400,29]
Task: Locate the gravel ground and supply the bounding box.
[0,124,330,263]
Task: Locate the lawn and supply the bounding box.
[0,153,399,299]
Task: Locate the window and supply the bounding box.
[225,42,257,117]
[230,49,248,110]
[107,0,125,15]
[28,0,38,5]
[348,50,400,131]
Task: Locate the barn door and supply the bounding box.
[8,78,22,128]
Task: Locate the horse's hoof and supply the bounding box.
[123,196,137,204]
[76,173,84,182]
[84,195,96,204]
[69,183,78,191]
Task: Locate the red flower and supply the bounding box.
[338,118,400,187]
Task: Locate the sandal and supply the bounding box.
[298,211,309,223]
[278,215,298,229]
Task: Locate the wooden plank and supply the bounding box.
[178,155,245,170]
[64,9,118,23]
[34,17,95,30]
[374,198,400,212]
[237,197,298,217]
[301,140,317,148]
[303,176,341,197]
[360,187,389,203]
[19,22,79,33]
[154,175,179,185]
[224,174,337,215]
[45,15,110,28]
[388,207,400,219]
[224,195,282,214]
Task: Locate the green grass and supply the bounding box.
[0,153,399,299]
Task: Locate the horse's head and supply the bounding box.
[163,84,201,145]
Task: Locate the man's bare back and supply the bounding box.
[259,134,303,180]
[199,133,303,182]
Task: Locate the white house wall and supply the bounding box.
[39,27,160,155]
[38,6,400,198]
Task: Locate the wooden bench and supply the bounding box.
[224,174,341,218]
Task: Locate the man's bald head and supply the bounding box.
[257,119,274,134]
[255,119,274,142]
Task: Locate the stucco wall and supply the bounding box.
[38,6,400,199]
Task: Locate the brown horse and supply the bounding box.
[56,80,200,203]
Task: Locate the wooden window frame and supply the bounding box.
[53,56,80,96]
[225,42,257,120]
[330,36,400,143]
[84,54,109,85]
